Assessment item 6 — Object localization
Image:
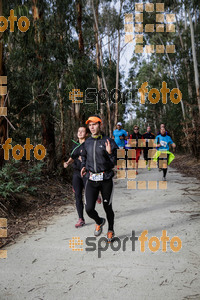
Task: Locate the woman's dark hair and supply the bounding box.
[79,125,90,134]
[160,123,166,128]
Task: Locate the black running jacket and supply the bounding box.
[81,134,118,180]
[70,140,85,171]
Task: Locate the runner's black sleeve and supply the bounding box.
[71,147,76,159]
[107,139,118,167]
[81,143,87,169]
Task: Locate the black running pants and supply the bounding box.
[72,171,86,220]
[85,178,114,231]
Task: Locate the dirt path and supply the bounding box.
[1,167,200,300]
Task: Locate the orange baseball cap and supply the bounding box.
[85,116,102,124]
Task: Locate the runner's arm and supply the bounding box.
[169,136,176,149]
[80,145,87,177]
[124,130,128,140]
[153,136,160,148]
[107,139,118,167]
[80,144,87,169]
[63,157,74,168]
[172,143,176,148]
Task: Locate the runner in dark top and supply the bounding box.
[80,115,118,243]
[142,126,155,171]
[64,127,87,228]
[64,126,101,228]
[130,125,143,175]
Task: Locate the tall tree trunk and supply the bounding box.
[188,8,200,114]
[184,10,195,129]
[75,0,85,121]
[114,0,123,127]
[91,0,112,137]
[32,85,37,144]
[58,75,66,167]
[175,10,194,128]
[159,37,192,152]
[93,0,104,129]
[0,0,7,169]
[108,32,112,67]
[41,113,56,172]
[76,0,84,55]
[32,0,56,172]
[159,37,186,119]
[114,29,120,127]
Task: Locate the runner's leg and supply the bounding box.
[85,180,102,224]
[136,149,141,173]
[143,148,148,163]
[163,154,169,178]
[100,179,114,231]
[72,171,85,220]
[148,147,153,168]
[83,175,101,204]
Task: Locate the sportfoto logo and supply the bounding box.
[124,2,176,54]
[2,138,46,161]
[0,9,30,32]
[69,230,182,258]
[69,81,182,106]
[0,77,46,161]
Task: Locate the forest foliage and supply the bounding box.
[0,0,199,201]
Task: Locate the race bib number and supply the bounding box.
[160,140,167,147]
[89,172,104,181]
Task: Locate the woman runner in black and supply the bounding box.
[64,127,88,227]
[142,125,155,171]
[64,127,102,228]
[80,115,118,242]
[130,125,143,175]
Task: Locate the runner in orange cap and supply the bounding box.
[81,115,118,242]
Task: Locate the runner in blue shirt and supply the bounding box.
[155,134,173,151]
[154,127,176,180]
[112,122,128,148]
